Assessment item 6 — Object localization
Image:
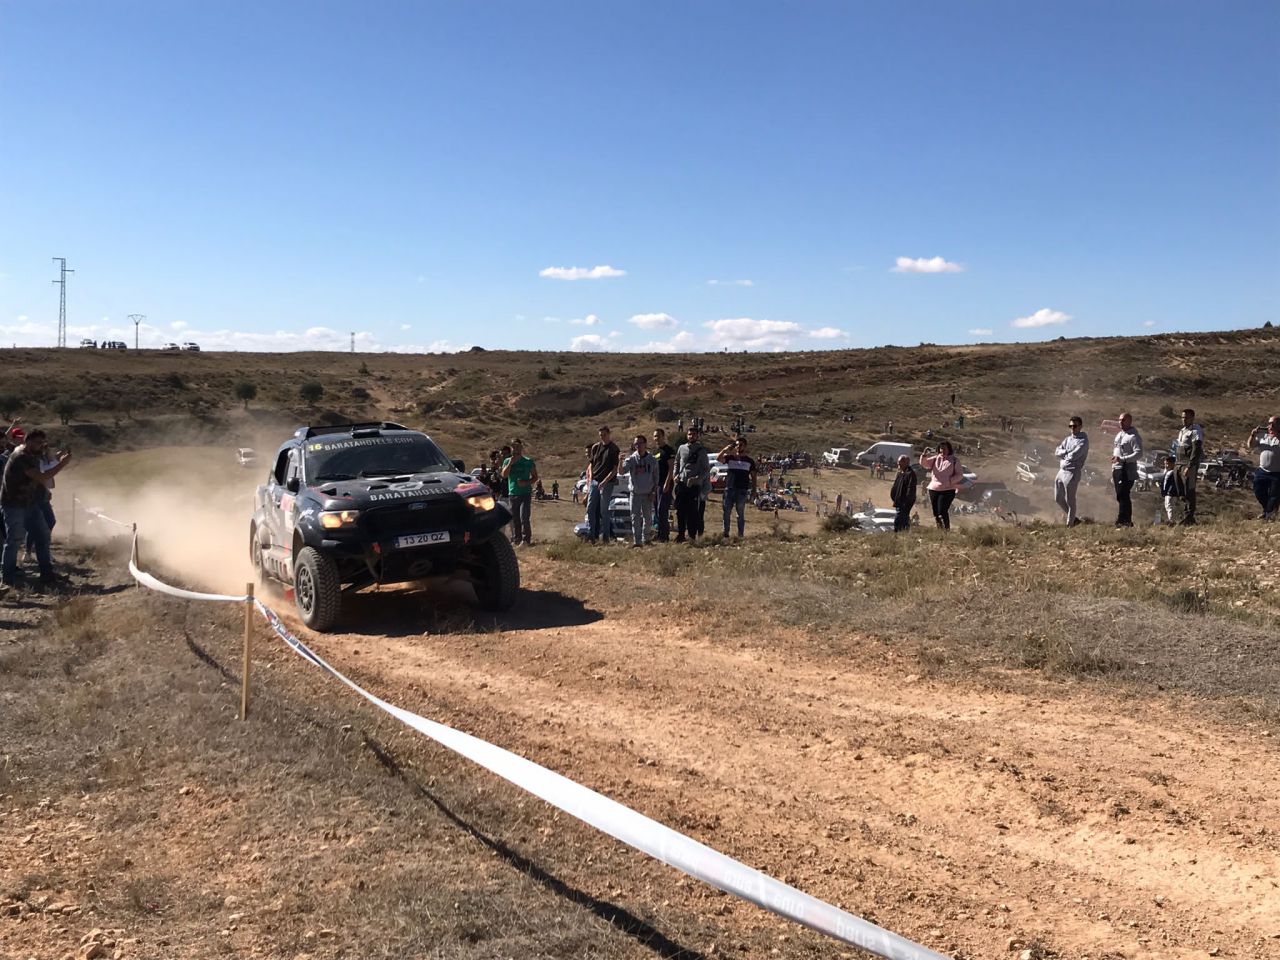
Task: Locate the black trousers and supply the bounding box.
[893,502,913,532]
[1113,464,1136,525]
[929,489,956,530]
[675,484,703,539]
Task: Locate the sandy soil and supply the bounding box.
[285,553,1280,960]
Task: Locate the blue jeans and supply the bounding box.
[586,480,616,542]
[1254,470,1280,518]
[509,494,532,543]
[26,498,56,551]
[722,489,749,536]
[2,504,53,581]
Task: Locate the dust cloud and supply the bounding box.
[55,448,263,596]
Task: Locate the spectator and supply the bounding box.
[501,438,538,547]
[1159,455,1180,524]
[485,449,504,498]
[920,440,965,532]
[1111,412,1143,527]
[1,429,72,588]
[619,434,659,547]
[1246,415,1279,521]
[1173,408,1204,525]
[889,455,916,533]
[23,438,62,562]
[585,426,620,544]
[652,428,676,542]
[1054,416,1089,527]
[717,436,757,540]
[550,480,559,500]
[674,425,710,543]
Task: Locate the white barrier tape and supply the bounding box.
[127,535,249,603]
[253,599,949,960]
[78,504,132,530]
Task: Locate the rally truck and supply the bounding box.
[250,422,517,631]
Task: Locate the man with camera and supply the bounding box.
[1,428,72,589]
[1247,416,1279,521]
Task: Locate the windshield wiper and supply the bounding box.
[359,469,416,478]
[313,472,356,481]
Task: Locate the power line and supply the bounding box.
[129,314,147,350]
[51,257,74,348]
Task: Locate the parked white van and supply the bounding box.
[855,441,913,466]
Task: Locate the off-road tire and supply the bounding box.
[294,545,341,631]
[471,535,520,611]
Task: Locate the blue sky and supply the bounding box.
[2,1,1277,353]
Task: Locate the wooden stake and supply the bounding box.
[241,582,254,721]
[69,494,76,543]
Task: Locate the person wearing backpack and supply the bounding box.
[674,426,710,543]
[919,441,966,532]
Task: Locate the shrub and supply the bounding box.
[537,367,554,380]
[52,396,77,425]
[234,380,258,409]
[299,381,324,406]
[640,397,659,411]
[822,513,857,532]
[1158,403,1176,418]
[163,372,186,390]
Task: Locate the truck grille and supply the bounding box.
[364,499,460,539]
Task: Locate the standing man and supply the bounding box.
[652,428,676,542]
[585,426,620,544]
[889,455,917,532]
[1246,415,1279,521]
[717,436,757,540]
[619,434,659,546]
[674,425,710,543]
[1,429,71,588]
[1110,412,1143,527]
[1054,416,1090,527]
[1174,408,1204,526]
[501,438,538,547]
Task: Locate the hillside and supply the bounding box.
[1,327,1276,477]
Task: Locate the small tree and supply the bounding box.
[234,380,258,409]
[358,360,371,376]
[52,396,77,426]
[299,381,324,406]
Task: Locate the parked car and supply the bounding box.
[855,441,913,466]
[162,342,181,351]
[822,447,853,467]
[102,340,127,350]
[1015,460,1042,483]
[182,341,201,352]
[572,475,634,541]
[236,448,258,468]
[78,338,96,348]
[1198,450,1251,482]
[709,461,729,492]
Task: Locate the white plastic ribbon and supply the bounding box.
[255,600,950,960]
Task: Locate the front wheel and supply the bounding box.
[470,535,520,611]
[293,546,341,631]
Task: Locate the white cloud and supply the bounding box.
[569,331,621,351]
[1011,308,1071,329]
[399,323,412,331]
[634,330,697,353]
[892,256,963,274]
[568,314,600,326]
[1142,320,1157,328]
[539,265,626,280]
[968,328,994,336]
[704,317,803,351]
[629,312,677,330]
[808,327,846,339]
[707,279,754,287]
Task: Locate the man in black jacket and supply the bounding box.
[889,455,916,533]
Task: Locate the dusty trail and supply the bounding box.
[290,555,1280,960]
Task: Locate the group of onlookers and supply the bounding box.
[583,425,759,546]
[1,420,73,589]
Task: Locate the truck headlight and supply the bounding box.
[319,509,361,529]
[465,493,496,512]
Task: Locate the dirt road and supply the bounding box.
[297,553,1280,960]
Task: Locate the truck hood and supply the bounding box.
[310,472,481,508]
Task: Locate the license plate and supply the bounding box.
[394,531,450,548]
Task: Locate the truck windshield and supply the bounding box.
[306,435,455,482]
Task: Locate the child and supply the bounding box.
[1159,454,1180,523]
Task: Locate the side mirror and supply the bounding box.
[451,459,466,472]
[286,477,300,494]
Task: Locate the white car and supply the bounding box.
[1015,460,1042,483]
[162,342,181,351]
[182,341,201,352]
[236,448,258,468]
[822,448,853,466]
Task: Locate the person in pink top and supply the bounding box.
[919,440,966,531]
